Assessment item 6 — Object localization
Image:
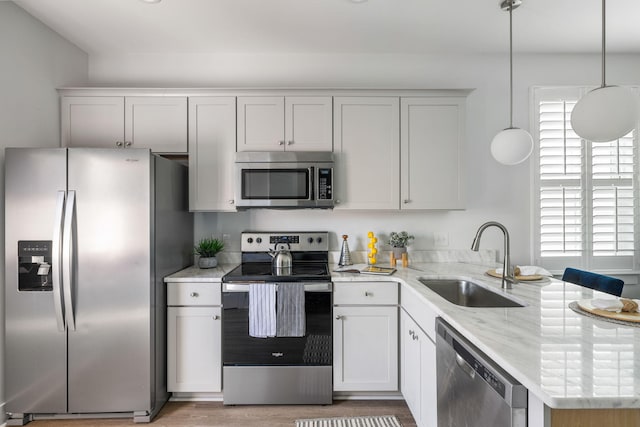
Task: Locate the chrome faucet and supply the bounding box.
[471,221,517,289]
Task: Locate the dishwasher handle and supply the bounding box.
[455,353,476,379]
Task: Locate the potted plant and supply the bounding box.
[194,237,225,269]
[388,231,414,258]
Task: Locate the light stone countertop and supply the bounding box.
[164,264,232,282]
[164,258,640,410]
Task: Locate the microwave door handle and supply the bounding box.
[309,167,314,200]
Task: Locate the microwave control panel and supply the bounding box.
[317,168,333,200]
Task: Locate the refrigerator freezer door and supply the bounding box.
[66,148,152,413]
[5,148,68,414]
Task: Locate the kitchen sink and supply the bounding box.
[418,278,526,308]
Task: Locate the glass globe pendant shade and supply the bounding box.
[570,86,638,142]
[490,128,533,165]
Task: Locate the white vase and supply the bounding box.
[198,256,218,269]
[392,247,407,258]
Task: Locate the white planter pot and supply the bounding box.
[198,256,218,269]
[392,247,407,258]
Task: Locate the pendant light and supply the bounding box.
[570,0,638,142]
[491,0,533,165]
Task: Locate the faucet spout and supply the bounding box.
[470,221,516,289]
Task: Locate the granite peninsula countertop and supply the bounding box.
[165,260,640,410]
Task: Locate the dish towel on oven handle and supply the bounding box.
[276,283,306,337]
[249,283,277,338]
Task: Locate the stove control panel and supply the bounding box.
[241,232,329,252]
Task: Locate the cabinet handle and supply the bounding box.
[287,140,293,145]
[190,292,199,297]
[413,334,419,341]
[279,140,285,145]
[336,315,343,320]
[116,141,123,147]
[228,199,235,205]
[364,291,372,297]
[335,200,340,204]
[124,141,132,147]
[213,315,220,320]
[403,199,411,204]
[409,330,414,337]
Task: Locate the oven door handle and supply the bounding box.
[223,282,332,293]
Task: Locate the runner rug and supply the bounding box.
[295,415,402,427]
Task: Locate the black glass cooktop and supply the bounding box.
[222,262,330,283]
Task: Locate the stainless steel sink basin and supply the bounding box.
[418,278,525,308]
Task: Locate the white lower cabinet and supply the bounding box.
[167,283,222,392]
[401,309,437,427]
[333,282,399,392]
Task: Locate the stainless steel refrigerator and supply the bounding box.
[4,148,193,424]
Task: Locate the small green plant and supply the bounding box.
[388,231,414,248]
[194,237,225,258]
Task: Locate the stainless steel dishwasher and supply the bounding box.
[436,318,527,427]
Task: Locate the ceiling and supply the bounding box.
[12,0,640,56]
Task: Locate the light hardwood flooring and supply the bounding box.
[27,400,417,427]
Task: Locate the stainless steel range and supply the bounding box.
[222,231,332,405]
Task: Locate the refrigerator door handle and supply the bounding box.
[63,190,76,331]
[52,191,66,332]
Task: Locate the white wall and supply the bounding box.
[0,2,88,423]
[86,51,640,265]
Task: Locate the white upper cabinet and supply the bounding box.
[285,97,333,151]
[333,97,400,210]
[400,97,466,210]
[61,97,125,148]
[188,96,237,211]
[61,96,188,153]
[237,96,332,152]
[124,97,188,153]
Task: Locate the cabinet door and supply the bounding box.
[167,306,222,392]
[419,326,437,427]
[333,306,398,391]
[284,96,333,151]
[188,97,237,211]
[333,97,400,209]
[401,310,422,421]
[125,96,188,153]
[401,310,438,427]
[400,97,466,210]
[237,96,285,151]
[61,96,125,148]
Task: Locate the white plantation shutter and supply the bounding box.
[534,87,638,272]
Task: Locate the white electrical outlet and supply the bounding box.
[434,232,449,247]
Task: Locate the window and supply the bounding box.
[533,87,638,273]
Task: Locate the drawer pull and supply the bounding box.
[212,315,220,320]
[364,291,372,297]
[190,292,199,298]
[336,315,343,320]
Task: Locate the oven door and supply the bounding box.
[222,282,332,366]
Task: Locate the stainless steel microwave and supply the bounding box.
[235,151,334,209]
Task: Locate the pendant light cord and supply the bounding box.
[509,1,514,128]
[601,0,606,88]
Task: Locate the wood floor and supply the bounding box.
[28,400,417,427]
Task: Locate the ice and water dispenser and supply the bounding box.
[18,240,53,291]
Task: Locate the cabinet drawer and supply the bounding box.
[334,282,398,305]
[167,282,221,306]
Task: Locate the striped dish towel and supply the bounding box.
[276,283,305,337]
[249,283,276,338]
